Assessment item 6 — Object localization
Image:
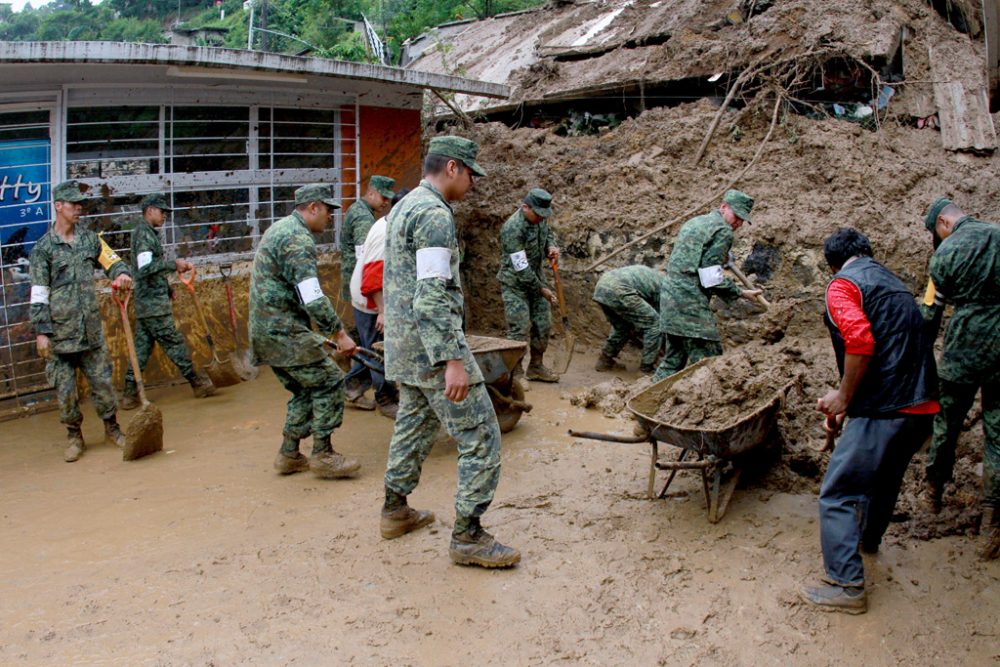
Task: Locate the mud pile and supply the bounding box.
[570,376,652,418]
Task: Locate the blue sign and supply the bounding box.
[0,139,51,257]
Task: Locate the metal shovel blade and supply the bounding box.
[123,401,164,461]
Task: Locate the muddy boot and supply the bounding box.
[274,435,309,474]
[104,417,126,449]
[526,352,558,383]
[310,436,360,479]
[922,476,944,514]
[978,505,1000,561]
[380,489,435,539]
[64,425,85,463]
[346,384,376,411]
[376,397,399,420]
[189,374,216,399]
[121,381,139,411]
[595,353,625,372]
[449,517,521,568]
[799,581,867,614]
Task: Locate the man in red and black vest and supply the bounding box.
[802,227,939,614]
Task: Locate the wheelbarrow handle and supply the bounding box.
[568,429,649,444]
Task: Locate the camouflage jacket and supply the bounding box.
[340,199,376,283]
[249,210,343,367]
[593,265,668,312]
[926,216,1000,383]
[496,209,557,291]
[130,219,174,319]
[29,227,130,354]
[383,180,483,389]
[659,210,742,341]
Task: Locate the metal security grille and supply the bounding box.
[0,94,359,409]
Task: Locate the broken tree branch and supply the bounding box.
[694,69,752,165]
[586,94,784,272]
[431,88,474,130]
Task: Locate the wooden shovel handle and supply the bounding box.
[179,265,196,293]
[549,257,568,318]
[112,284,148,404]
[727,260,771,308]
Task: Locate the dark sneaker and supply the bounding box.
[978,506,1000,561]
[120,392,140,411]
[310,451,361,479]
[526,364,559,383]
[274,451,310,475]
[449,525,521,568]
[104,419,126,449]
[377,401,399,419]
[800,583,867,614]
[347,395,377,411]
[64,429,85,463]
[381,506,435,539]
[595,354,625,372]
[190,375,216,399]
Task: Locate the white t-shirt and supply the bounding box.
[350,216,388,315]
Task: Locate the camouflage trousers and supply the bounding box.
[501,283,551,355]
[384,382,501,519]
[598,302,662,369]
[124,315,195,393]
[271,357,345,446]
[652,334,723,382]
[45,346,118,426]
[926,379,999,507]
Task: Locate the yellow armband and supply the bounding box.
[98,233,123,271]
[922,277,936,307]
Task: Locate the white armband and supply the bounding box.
[354,245,364,261]
[510,250,529,272]
[415,247,452,280]
[697,265,724,288]
[295,277,325,304]
[30,285,50,304]
[137,251,152,269]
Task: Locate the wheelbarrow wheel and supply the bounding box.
[493,380,526,434]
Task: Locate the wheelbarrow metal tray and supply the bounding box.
[626,358,791,459]
[466,335,527,384]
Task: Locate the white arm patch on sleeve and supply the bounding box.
[30,285,50,304]
[415,247,453,280]
[137,251,153,269]
[295,277,325,304]
[697,265,724,288]
[510,250,529,272]
[354,245,365,261]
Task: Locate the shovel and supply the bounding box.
[219,264,258,381]
[112,285,164,461]
[727,252,770,308]
[179,266,242,388]
[549,256,575,374]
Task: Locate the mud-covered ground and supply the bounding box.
[1,352,997,665]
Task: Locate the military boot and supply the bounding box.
[376,396,399,420]
[120,381,140,411]
[64,425,85,463]
[274,435,309,474]
[449,517,521,568]
[310,436,361,479]
[526,352,559,383]
[978,505,1000,561]
[380,489,435,539]
[189,374,216,399]
[104,417,126,449]
[346,384,376,411]
[595,353,625,372]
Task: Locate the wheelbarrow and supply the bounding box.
[570,358,794,523]
[369,335,533,433]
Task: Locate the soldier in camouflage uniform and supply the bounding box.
[921,197,1000,560]
[341,175,395,410]
[593,265,668,373]
[29,180,133,462]
[121,193,215,410]
[380,136,520,569]
[497,188,560,383]
[249,183,360,479]
[652,190,762,382]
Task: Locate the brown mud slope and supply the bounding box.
[445,8,998,544]
[1,364,998,665]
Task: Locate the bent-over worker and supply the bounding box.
[592,265,668,373]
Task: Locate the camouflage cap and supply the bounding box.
[52,180,87,203]
[723,189,754,223]
[428,136,487,177]
[294,183,341,208]
[523,187,553,218]
[924,196,952,233]
[369,175,396,199]
[140,192,172,212]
